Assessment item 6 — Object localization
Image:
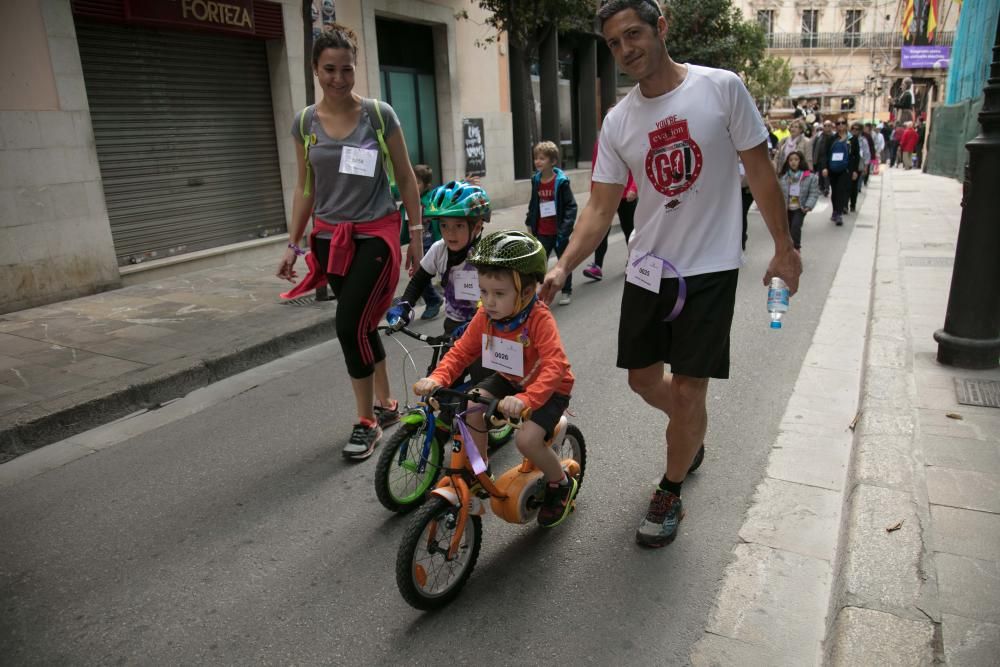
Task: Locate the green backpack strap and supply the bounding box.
[365,97,396,190]
[299,105,315,197]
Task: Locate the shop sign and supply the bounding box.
[463,118,486,177]
[125,0,256,36]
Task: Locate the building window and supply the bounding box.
[801,9,818,48]
[757,10,774,46]
[844,9,863,47]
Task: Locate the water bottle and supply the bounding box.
[767,277,790,329]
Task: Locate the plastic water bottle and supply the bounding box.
[767,277,790,329]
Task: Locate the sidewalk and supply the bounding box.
[0,193,589,463]
[690,168,1000,666]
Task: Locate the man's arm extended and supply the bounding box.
[539,181,624,303]
[739,141,803,295]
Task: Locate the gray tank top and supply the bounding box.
[291,99,399,224]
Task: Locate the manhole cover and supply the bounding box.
[955,378,1000,408]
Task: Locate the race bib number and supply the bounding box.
[482,334,524,376]
[339,146,378,177]
[831,152,845,162]
[453,270,479,302]
[539,200,557,217]
[626,250,663,293]
[789,182,801,197]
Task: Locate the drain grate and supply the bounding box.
[955,378,1000,408]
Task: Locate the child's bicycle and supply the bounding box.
[374,324,514,513]
[395,386,586,610]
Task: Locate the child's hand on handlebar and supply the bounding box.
[498,396,528,421]
[412,378,440,397]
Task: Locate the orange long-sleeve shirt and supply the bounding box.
[429,302,574,410]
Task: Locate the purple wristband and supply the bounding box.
[287,242,306,257]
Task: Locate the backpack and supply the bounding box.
[828,137,850,173]
[297,98,396,197]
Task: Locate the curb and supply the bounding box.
[0,314,336,463]
[824,168,942,665]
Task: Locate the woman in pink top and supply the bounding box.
[582,141,638,281]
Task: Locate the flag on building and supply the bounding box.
[902,0,915,40]
[927,0,940,42]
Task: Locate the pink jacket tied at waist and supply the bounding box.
[280,212,402,308]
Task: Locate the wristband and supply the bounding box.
[408,225,424,231]
[287,242,306,257]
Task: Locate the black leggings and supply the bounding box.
[787,208,804,249]
[830,170,851,215]
[594,198,637,267]
[313,236,393,379]
[740,188,754,250]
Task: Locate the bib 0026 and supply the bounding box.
[481,334,524,376]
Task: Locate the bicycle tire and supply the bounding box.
[374,422,444,513]
[396,496,482,610]
[555,424,587,489]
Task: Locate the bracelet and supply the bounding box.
[287,242,306,257]
[408,225,424,231]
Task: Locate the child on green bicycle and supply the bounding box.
[387,180,492,381]
[413,230,579,528]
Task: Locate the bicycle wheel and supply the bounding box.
[396,496,482,610]
[553,423,587,489]
[374,421,444,513]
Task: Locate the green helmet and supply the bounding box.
[424,180,492,221]
[467,230,547,280]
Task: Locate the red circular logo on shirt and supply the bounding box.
[644,119,703,198]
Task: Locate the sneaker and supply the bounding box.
[374,399,400,428]
[582,264,604,281]
[537,476,579,527]
[420,304,441,321]
[343,420,382,460]
[635,489,684,548]
[558,293,572,306]
[835,215,844,226]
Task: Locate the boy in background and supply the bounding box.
[525,141,577,306]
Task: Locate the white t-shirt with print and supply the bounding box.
[593,64,767,277]
[419,240,478,323]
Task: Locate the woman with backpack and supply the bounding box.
[778,151,819,251]
[276,25,424,460]
[824,119,853,226]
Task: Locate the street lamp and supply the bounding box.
[933,16,1000,368]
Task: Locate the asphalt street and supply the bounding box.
[1,199,855,665]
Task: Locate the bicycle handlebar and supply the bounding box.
[377,324,452,347]
[426,386,532,428]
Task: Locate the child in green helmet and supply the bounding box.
[387,181,491,361]
[412,230,579,528]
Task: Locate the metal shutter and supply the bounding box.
[75,20,286,266]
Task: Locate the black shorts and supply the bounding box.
[617,269,738,379]
[474,374,570,439]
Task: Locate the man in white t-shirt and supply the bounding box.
[540,0,802,549]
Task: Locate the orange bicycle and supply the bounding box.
[395,386,586,610]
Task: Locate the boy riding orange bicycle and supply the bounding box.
[413,230,578,527]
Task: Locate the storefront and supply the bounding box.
[70,0,288,266]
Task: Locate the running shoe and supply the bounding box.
[374,399,400,428]
[558,293,572,306]
[343,420,382,460]
[420,303,441,321]
[582,264,604,281]
[537,476,579,527]
[635,488,684,548]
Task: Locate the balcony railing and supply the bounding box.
[767,31,956,50]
